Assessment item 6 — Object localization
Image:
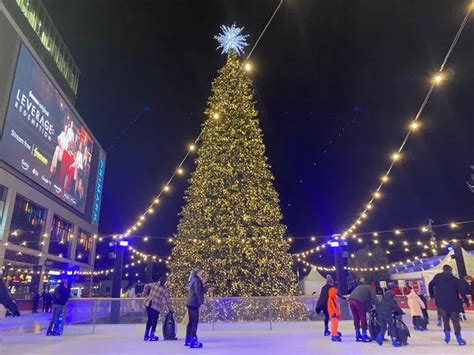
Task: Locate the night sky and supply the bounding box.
[42,0,473,269]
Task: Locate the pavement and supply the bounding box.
[0,315,473,354]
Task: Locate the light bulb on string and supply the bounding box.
[391,152,401,161]
[177,167,184,175]
[381,175,389,182]
[410,121,420,131]
[433,73,444,85]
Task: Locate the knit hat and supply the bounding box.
[326,274,334,285]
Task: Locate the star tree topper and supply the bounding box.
[214,23,249,56]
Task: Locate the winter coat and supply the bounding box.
[143,282,173,312]
[316,284,331,314]
[349,284,379,309]
[53,284,71,306]
[428,271,465,312]
[406,290,425,317]
[186,276,205,308]
[377,290,403,321]
[0,278,18,314]
[327,287,341,320]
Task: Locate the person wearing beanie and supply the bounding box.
[348,281,379,342]
[375,286,404,347]
[315,275,335,336]
[429,264,468,346]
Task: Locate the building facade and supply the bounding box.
[0,0,105,298]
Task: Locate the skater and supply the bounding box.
[327,287,342,342]
[406,286,426,331]
[428,265,468,346]
[348,282,379,342]
[42,290,53,312]
[46,281,71,336]
[315,275,334,336]
[419,293,430,324]
[142,275,174,341]
[32,292,40,313]
[375,286,404,347]
[185,267,211,349]
[0,271,20,317]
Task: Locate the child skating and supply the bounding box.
[328,287,342,342]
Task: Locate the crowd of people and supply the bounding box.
[316,264,472,347]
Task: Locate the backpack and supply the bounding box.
[162,311,177,340]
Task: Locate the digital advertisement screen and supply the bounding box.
[0,45,95,214]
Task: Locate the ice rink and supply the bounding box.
[1,315,473,354]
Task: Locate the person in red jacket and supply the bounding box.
[328,287,342,342]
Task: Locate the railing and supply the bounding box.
[60,296,341,334]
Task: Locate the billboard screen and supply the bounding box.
[0,45,96,214]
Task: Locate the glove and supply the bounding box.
[12,310,20,317]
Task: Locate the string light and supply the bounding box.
[338,5,471,237]
[244,62,252,72]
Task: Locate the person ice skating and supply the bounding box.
[348,282,379,342]
[406,286,426,331]
[46,281,71,336]
[185,267,211,348]
[375,286,404,347]
[42,290,53,312]
[315,275,334,336]
[419,293,430,324]
[142,275,173,341]
[0,271,20,318]
[429,265,468,346]
[328,287,342,342]
[32,292,40,313]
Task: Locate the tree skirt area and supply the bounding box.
[1,317,473,354]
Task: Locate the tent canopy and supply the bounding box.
[298,268,328,296]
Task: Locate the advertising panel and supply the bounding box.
[0,45,95,213]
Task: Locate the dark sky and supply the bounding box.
[43,0,473,269]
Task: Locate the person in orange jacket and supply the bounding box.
[328,287,342,342]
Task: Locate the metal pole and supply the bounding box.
[92,300,97,335]
[268,297,273,331]
[110,243,124,323]
[211,298,216,331]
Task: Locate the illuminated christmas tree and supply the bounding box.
[169,25,296,297]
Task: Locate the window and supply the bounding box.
[0,185,7,224]
[9,195,46,250]
[76,230,93,263]
[48,215,74,258]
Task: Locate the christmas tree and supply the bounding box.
[168,25,296,297]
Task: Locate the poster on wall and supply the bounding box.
[0,45,95,213]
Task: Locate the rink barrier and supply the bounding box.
[62,296,352,334]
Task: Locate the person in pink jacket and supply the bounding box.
[406,286,426,331]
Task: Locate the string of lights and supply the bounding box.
[291,219,474,257]
[339,4,473,238]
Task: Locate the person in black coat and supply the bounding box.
[32,292,40,313]
[185,267,210,349]
[46,281,71,336]
[375,288,404,347]
[0,274,20,317]
[315,275,334,336]
[428,264,468,346]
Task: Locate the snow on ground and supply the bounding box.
[1,315,473,355]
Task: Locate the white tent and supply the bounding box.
[298,268,328,296]
[390,248,474,289]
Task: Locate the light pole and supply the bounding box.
[329,235,349,295]
[110,240,128,324]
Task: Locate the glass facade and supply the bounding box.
[48,214,73,257]
[0,185,7,224]
[8,195,47,250]
[75,229,92,263]
[12,0,79,95]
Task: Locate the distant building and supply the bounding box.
[0,0,106,299]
